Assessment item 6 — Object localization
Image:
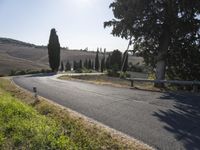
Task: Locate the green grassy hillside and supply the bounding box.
[0,84,77,149]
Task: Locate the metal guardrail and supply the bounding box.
[126,78,200,92]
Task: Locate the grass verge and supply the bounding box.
[59,75,162,92]
[0,78,152,150]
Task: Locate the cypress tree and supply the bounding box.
[88,59,92,69]
[101,58,105,73]
[79,60,83,69]
[95,49,99,71]
[65,61,71,71]
[84,59,88,69]
[110,50,122,71]
[60,61,64,71]
[106,53,111,69]
[48,28,60,72]
[91,61,94,70]
[73,61,77,70]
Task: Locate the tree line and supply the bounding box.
[57,49,128,74]
[48,29,128,74]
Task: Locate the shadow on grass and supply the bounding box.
[153,92,200,149]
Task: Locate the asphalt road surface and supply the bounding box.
[13,74,200,150]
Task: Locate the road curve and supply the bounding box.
[13,74,200,150]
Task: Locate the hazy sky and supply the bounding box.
[0,0,128,51]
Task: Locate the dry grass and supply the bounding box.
[0,38,143,75]
[59,75,163,92]
[0,77,153,150]
[60,75,131,87]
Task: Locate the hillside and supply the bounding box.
[0,37,144,75]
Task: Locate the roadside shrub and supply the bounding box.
[9,69,52,76]
[82,68,93,73]
[10,70,16,76]
[120,72,131,79]
[107,70,120,77]
[128,65,144,73]
[15,70,26,75]
[75,68,83,73]
[107,64,121,77]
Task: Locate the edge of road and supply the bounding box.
[11,75,155,150]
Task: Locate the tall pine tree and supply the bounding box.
[106,53,111,70]
[48,28,60,72]
[95,49,100,71]
[101,58,105,72]
[110,50,122,71]
[88,59,92,69]
[65,61,71,71]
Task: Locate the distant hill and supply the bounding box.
[0,37,144,75]
[0,37,36,47]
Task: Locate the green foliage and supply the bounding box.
[107,63,121,77]
[75,68,83,73]
[107,70,120,77]
[120,72,131,79]
[65,61,71,71]
[48,28,60,72]
[95,49,99,71]
[105,0,200,81]
[110,50,122,71]
[106,53,111,69]
[91,61,94,70]
[128,64,144,73]
[73,61,77,71]
[167,39,200,80]
[88,59,92,70]
[84,59,88,69]
[9,69,52,76]
[0,78,147,150]
[79,60,83,69]
[101,58,105,72]
[0,90,77,150]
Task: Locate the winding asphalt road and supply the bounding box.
[13,74,200,150]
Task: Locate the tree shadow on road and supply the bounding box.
[153,92,200,149]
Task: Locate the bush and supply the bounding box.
[128,65,144,73]
[107,69,120,77]
[9,69,52,76]
[120,72,131,79]
[15,70,26,75]
[75,68,83,73]
[82,68,93,73]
